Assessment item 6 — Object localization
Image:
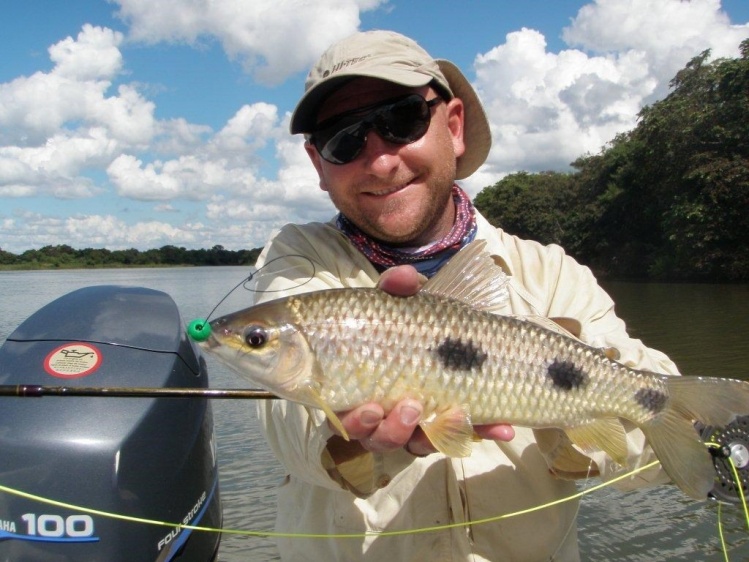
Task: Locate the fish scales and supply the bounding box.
[283,288,660,429]
[201,239,749,500]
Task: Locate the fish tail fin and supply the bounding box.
[639,376,749,500]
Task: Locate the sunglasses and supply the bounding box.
[309,94,443,165]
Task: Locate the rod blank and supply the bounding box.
[0,385,276,399]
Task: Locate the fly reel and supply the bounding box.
[697,415,749,503]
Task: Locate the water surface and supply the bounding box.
[0,269,747,560]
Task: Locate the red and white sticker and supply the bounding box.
[44,342,102,379]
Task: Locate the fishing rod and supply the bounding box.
[0,384,277,399]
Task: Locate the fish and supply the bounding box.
[199,239,749,500]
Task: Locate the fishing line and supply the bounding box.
[187,254,316,342]
[0,461,661,540]
[2,457,746,557]
[717,455,749,562]
[717,501,730,562]
[728,454,749,531]
[706,441,749,562]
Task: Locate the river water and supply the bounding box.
[0,268,747,561]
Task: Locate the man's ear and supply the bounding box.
[445,97,466,159]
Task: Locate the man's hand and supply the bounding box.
[329,264,515,457]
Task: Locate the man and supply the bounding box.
[253,30,678,561]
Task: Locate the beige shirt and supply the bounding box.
[253,211,678,561]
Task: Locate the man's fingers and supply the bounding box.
[376,265,427,296]
[475,423,515,442]
[332,400,424,453]
[362,400,423,453]
[333,403,385,441]
[331,402,515,458]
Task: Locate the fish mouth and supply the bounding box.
[198,333,221,349]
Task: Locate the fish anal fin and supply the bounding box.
[420,406,474,458]
[565,418,628,466]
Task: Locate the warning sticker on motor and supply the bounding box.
[44,343,102,379]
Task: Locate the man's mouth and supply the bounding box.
[366,182,411,197]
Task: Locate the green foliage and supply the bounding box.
[476,39,749,282]
[0,245,262,270]
[474,171,575,246]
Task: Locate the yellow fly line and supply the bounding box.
[0,460,659,540]
[0,455,746,548]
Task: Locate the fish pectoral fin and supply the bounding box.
[299,386,350,441]
[420,406,474,458]
[564,418,628,466]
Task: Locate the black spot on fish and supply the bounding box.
[634,388,668,414]
[547,359,588,391]
[436,337,488,371]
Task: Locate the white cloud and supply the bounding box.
[470,0,748,184]
[107,154,183,200]
[0,25,127,142]
[48,24,124,81]
[107,102,285,201]
[0,24,156,199]
[113,0,388,84]
[563,0,748,68]
[203,126,336,243]
[152,118,213,155]
[0,211,200,251]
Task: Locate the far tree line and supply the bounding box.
[2,41,747,281]
[0,244,261,269]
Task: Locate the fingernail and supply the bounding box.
[360,409,382,426]
[400,405,421,425]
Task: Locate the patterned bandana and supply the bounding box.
[336,184,478,278]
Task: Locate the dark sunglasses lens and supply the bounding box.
[375,97,430,142]
[318,123,366,164]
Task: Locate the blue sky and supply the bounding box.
[1,0,747,253]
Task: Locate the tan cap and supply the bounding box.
[290,30,491,179]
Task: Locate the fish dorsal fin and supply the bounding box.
[421,239,510,312]
[564,418,628,466]
[419,405,474,458]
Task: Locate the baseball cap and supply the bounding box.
[290,30,492,179]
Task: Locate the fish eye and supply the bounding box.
[244,325,268,348]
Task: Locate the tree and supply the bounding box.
[631,40,749,279]
[474,171,577,247]
[556,40,749,280]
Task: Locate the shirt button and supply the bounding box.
[376,474,391,488]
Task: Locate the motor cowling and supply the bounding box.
[0,285,221,562]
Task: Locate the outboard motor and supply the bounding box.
[0,286,221,562]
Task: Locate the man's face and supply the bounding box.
[305,77,466,246]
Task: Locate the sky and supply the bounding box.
[1,0,748,254]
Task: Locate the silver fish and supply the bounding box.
[200,240,749,500]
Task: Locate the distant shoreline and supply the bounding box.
[0,244,262,271]
[0,263,224,271]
